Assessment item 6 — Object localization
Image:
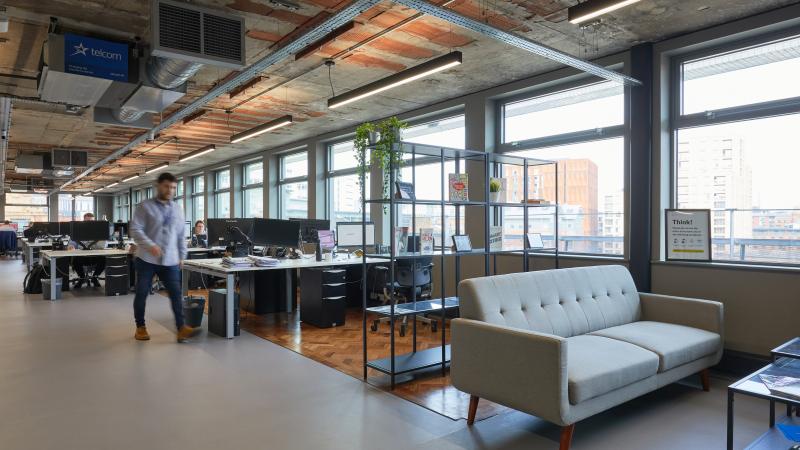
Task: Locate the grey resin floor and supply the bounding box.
[0,258,771,449]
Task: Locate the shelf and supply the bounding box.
[744,416,798,449]
[488,202,555,208]
[367,345,451,375]
[364,198,486,206]
[366,297,459,317]
[364,249,536,259]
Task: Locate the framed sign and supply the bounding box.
[451,234,473,252]
[665,209,711,261]
[526,233,544,250]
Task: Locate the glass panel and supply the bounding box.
[243,188,263,218]
[244,161,263,185]
[506,137,625,255]
[402,115,465,149]
[216,169,230,190]
[192,196,205,223]
[281,152,308,179]
[676,114,800,263]
[74,196,95,220]
[193,175,204,192]
[58,194,73,221]
[214,192,230,218]
[330,141,358,171]
[330,173,370,227]
[682,35,800,115]
[5,193,49,227]
[6,193,47,205]
[280,181,308,219]
[503,82,624,143]
[177,179,184,197]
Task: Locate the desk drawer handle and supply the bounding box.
[323,282,346,287]
[323,296,346,300]
[324,269,346,274]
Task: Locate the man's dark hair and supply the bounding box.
[195,220,204,227]
[83,213,95,219]
[157,172,177,184]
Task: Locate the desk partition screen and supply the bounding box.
[336,222,375,247]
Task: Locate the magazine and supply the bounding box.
[420,228,434,254]
[489,226,503,251]
[760,374,800,401]
[448,173,469,201]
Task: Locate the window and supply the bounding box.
[5,193,48,227]
[175,179,185,217]
[74,196,95,219]
[327,141,369,228]
[191,175,205,223]
[397,115,467,245]
[114,194,130,222]
[58,194,73,221]
[673,33,800,264]
[242,160,264,218]
[279,151,308,219]
[212,168,231,218]
[501,81,625,256]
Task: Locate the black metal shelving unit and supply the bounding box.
[359,142,559,388]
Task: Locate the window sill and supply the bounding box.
[652,259,800,274]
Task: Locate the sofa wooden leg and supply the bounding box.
[700,369,710,392]
[467,395,479,426]
[560,424,575,450]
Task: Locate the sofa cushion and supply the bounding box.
[590,321,721,372]
[567,335,659,405]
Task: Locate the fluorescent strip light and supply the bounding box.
[179,144,216,162]
[108,182,119,188]
[230,116,293,144]
[328,51,462,109]
[123,174,140,183]
[145,162,169,174]
[9,188,27,193]
[568,0,640,25]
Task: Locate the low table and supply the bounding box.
[728,346,800,449]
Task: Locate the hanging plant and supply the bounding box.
[354,116,408,208]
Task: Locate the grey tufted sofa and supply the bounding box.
[451,265,723,450]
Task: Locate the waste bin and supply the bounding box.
[42,278,62,300]
[183,296,205,328]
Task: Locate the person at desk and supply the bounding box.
[190,220,208,248]
[0,220,15,231]
[69,213,107,288]
[129,172,199,343]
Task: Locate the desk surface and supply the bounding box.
[183,256,381,273]
[41,249,130,258]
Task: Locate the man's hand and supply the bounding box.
[149,245,163,257]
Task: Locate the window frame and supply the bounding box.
[669,28,800,267]
[190,174,205,223]
[241,159,264,218]
[496,77,628,258]
[212,167,231,219]
[278,149,309,219]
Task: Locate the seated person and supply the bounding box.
[0,220,15,231]
[69,213,107,288]
[190,220,208,248]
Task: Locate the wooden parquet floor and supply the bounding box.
[238,307,505,422]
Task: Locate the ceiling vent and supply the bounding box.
[151,0,245,69]
[52,149,88,169]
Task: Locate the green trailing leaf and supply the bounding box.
[354,117,408,212]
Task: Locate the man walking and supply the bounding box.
[129,172,200,342]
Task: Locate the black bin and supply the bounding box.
[183,296,206,328]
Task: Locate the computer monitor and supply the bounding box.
[251,218,301,248]
[336,222,375,247]
[24,222,62,239]
[70,220,111,242]
[289,218,331,243]
[207,218,255,247]
[184,221,192,239]
[113,222,129,237]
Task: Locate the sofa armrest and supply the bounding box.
[639,292,723,336]
[451,318,569,425]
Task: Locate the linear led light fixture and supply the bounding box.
[568,0,641,25]
[122,174,140,183]
[179,144,216,163]
[328,51,462,109]
[145,162,169,174]
[108,182,119,188]
[230,115,293,144]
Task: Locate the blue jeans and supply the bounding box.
[133,257,184,330]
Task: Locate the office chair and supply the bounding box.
[370,257,437,337]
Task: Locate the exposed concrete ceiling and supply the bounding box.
[0,0,797,193]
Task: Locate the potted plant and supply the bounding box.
[354,116,408,204]
[489,177,503,203]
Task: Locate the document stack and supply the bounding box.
[221,256,253,268]
[247,255,280,267]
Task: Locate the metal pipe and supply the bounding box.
[147,56,204,90]
[0,97,11,193]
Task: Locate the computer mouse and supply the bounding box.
[790,445,800,450]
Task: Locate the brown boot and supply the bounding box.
[176,325,201,343]
[134,326,150,341]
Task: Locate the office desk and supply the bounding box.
[22,241,53,270]
[40,249,129,300]
[181,256,382,339]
